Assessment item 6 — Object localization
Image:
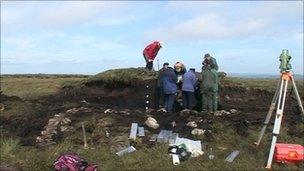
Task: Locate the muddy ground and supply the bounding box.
[0,75,303,148]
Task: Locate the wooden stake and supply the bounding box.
[81,122,88,149]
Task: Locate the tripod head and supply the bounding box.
[279,49,292,73]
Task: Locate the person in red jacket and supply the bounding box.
[143,41,163,71]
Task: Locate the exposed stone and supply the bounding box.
[145,117,159,129]
[230,109,238,114]
[66,107,91,114]
[61,117,71,124]
[191,128,205,136]
[36,112,72,147]
[0,103,5,112]
[104,108,113,114]
[214,110,231,116]
[98,117,115,127]
[186,121,197,128]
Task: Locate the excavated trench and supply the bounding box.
[1,77,302,146]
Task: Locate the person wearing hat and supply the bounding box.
[201,54,219,113]
[202,53,218,71]
[155,62,169,109]
[143,41,163,71]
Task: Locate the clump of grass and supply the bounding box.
[0,137,20,157]
[0,137,21,164]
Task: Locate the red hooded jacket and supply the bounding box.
[143,41,162,61]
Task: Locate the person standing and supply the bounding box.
[202,53,218,71]
[155,62,169,108]
[174,61,186,108]
[201,54,219,112]
[182,68,198,109]
[143,41,163,71]
[162,67,178,113]
[174,61,187,87]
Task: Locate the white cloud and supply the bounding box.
[37,2,112,28]
[1,1,140,31]
[2,36,38,49]
[144,14,266,42]
[1,32,128,64]
[144,1,302,42]
[249,1,303,20]
[165,1,224,14]
[87,15,137,27]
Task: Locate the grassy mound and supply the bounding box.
[84,68,156,88]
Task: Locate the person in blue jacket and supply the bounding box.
[162,67,178,113]
[182,68,198,109]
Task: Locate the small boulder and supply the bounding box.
[230,109,238,114]
[145,117,159,129]
[191,128,205,136]
[104,109,113,114]
[98,117,115,127]
[214,110,231,116]
[186,121,197,128]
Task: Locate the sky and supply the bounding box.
[1,1,303,75]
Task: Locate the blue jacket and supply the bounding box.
[182,71,197,92]
[162,67,178,94]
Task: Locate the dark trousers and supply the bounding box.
[182,91,195,109]
[143,53,153,71]
[164,94,176,112]
[155,87,164,108]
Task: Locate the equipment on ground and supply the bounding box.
[254,50,304,169]
[138,127,145,137]
[208,148,214,160]
[145,85,150,112]
[116,146,136,156]
[129,123,138,140]
[225,150,240,162]
[54,153,97,171]
[81,122,88,149]
[274,143,304,164]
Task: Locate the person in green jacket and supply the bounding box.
[202,53,218,71]
[201,53,219,112]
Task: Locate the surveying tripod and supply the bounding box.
[254,71,304,169]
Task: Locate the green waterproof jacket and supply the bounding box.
[202,57,219,71]
[201,68,219,92]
